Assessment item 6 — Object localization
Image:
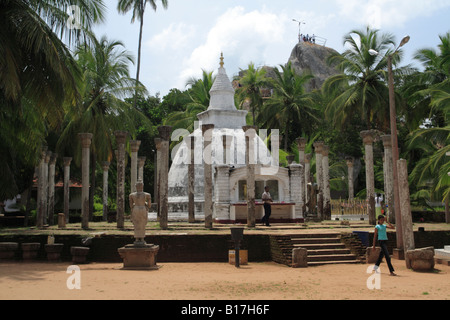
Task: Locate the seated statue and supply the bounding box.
[129,181,151,246]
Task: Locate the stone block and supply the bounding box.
[71,246,90,264]
[45,243,64,262]
[21,243,41,261]
[0,242,18,260]
[406,247,435,271]
[118,244,160,270]
[366,247,381,264]
[292,248,308,268]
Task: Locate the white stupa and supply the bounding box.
[165,54,301,223]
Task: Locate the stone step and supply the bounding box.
[308,253,357,263]
[307,249,351,256]
[308,260,361,266]
[293,243,347,250]
[285,233,341,239]
[292,237,342,245]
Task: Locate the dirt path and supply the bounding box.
[1,260,449,300]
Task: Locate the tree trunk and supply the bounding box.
[133,15,144,109]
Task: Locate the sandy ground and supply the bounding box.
[0,260,449,300]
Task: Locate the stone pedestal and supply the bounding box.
[21,243,41,261]
[366,247,381,264]
[71,246,90,264]
[45,243,64,262]
[292,248,308,268]
[0,242,18,260]
[118,244,160,270]
[406,247,435,271]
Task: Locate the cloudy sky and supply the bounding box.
[93,0,450,97]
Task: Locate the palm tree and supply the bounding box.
[165,70,215,132]
[57,35,150,218]
[0,0,105,200]
[407,32,450,222]
[235,63,269,125]
[323,26,401,131]
[258,61,318,151]
[117,0,168,108]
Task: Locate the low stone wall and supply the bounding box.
[0,234,271,263]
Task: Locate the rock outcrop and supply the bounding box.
[288,42,341,91]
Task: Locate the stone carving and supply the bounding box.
[129,181,151,246]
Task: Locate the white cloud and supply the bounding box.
[146,22,196,51]
[336,0,450,29]
[176,6,293,89]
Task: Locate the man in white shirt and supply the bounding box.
[261,186,273,226]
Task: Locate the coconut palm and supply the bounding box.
[117,0,168,107]
[165,70,215,132]
[235,63,269,125]
[407,32,450,221]
[0,0,105,200]
[323,26,402,131]
[258,61,318,152]
[57,35,150,218]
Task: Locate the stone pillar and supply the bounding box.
[47,153,57,225]
[313,141,324,220]
[138,157,146,183]
[361,130,376,225]
[289,164,304,221]
[296,137,307,164]
[114,131,128,229]
[188,136,195,223]
[158,126,172,230]
[304,153,312,207]
[43,151,51,225]
[102,161,110,222]
[222,134,233,165]
[381,135,395,223]
[322,145,331,220]
[397,159,415,268]
[202,124,215,229]
[243,125,257,228]
[214,165,231,222]
[154,138,162,222]
[346,157,355,201]
[78,133,93,230]
[130,140,141,193]
[63,157,72,224]
[36,146,47,229]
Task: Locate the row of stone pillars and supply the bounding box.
[78,132,148,230]
[36,132,147,230]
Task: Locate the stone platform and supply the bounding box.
[118,244,160,270]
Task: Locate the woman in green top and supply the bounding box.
[373,215,397,276]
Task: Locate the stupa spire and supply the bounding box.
[220,52,224,68]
